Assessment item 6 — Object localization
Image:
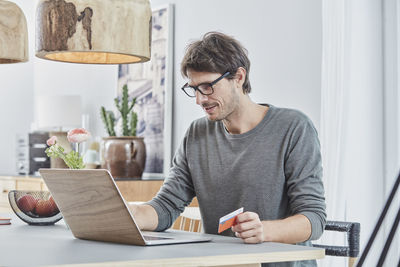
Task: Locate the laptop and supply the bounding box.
[38,168,211,246]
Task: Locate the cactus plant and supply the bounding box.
[100,107,116,136]
[100,84,138,136]
[130,111,138,136]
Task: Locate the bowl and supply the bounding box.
[8,190,62,225]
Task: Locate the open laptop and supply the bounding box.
[38,168,211,246]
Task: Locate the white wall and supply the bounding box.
[150,0,322,151]
[0,1,321,175]
[0,0,35,175]
[33,59,117,137]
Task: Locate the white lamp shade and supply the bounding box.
[35,95,82,130]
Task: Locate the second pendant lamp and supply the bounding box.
[35,0,152,64]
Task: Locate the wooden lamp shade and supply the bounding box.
[0,0,29,64]
[35,0,152,64]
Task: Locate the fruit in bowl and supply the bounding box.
[8,190,62,225]
[35,197,59,216]
[17,194,37,213]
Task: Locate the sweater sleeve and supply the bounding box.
[284,114,326,241]
[146,132,196,231]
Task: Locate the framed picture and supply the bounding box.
[117,4,174,179]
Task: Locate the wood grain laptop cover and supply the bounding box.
[39,169,146,246]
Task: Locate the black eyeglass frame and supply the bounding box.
[181,71,231,97]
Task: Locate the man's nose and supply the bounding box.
[195,91,208,105]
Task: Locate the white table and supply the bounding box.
[0,213,324,266]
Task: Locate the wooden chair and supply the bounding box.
[313,220,361,267]
[172,206,203,232]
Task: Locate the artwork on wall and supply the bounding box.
[117,4,174,178]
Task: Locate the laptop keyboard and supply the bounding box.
[143,235,173,241]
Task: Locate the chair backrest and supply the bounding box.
[313,220,360,267]
[172,207,203,232]
[177,215,203,232]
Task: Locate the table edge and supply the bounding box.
[47,248,325,267]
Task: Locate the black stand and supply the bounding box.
[356,171,400,266]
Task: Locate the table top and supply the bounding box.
[1,213,324,267]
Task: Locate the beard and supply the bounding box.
[203,87,240,121]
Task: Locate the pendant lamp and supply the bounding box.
[35,0,152,64]
[0,0,29,63]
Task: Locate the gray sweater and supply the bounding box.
[148,104,326,267]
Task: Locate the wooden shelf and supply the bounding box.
[0,175,198,213]
[115,180,163,202]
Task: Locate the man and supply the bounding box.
[130,32,326,266]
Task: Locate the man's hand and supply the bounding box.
[127,203,158,231]
[231,211,264,244]
[232,212,312,244]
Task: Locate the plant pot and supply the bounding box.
[101,137,146,179]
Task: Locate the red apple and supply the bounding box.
[17,195,38,213]
[35,199,54,216]
[48,196,59,213]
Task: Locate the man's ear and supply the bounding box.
[234,67,246,91]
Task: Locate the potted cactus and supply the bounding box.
[100,84,146,179]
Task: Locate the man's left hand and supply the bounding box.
[231,211,264,243]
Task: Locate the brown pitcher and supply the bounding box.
[101,137,146,179]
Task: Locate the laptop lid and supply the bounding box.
[38,168,211,246]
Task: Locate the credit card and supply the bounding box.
[218,207,243,233]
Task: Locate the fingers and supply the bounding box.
[232,219,262,232]
[235,211,258,223]
[234,228,262,239]
[238,235,263,244]
[242,236,263,244]
[128,203,138,215]
[231,211,264,244]
[232,212,262,232]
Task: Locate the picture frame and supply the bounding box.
[117,4,174,179]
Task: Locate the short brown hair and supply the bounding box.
[181,32,251,94]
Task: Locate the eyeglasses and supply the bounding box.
[181,71,231,97]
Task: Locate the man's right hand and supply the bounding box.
[128,203,158,231]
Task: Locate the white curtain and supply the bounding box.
[319,0,387,266]
[318,1,350,266]
[382,0,400,263]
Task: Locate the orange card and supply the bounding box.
[218,207,243,233]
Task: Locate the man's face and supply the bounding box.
[186,70,240,121]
